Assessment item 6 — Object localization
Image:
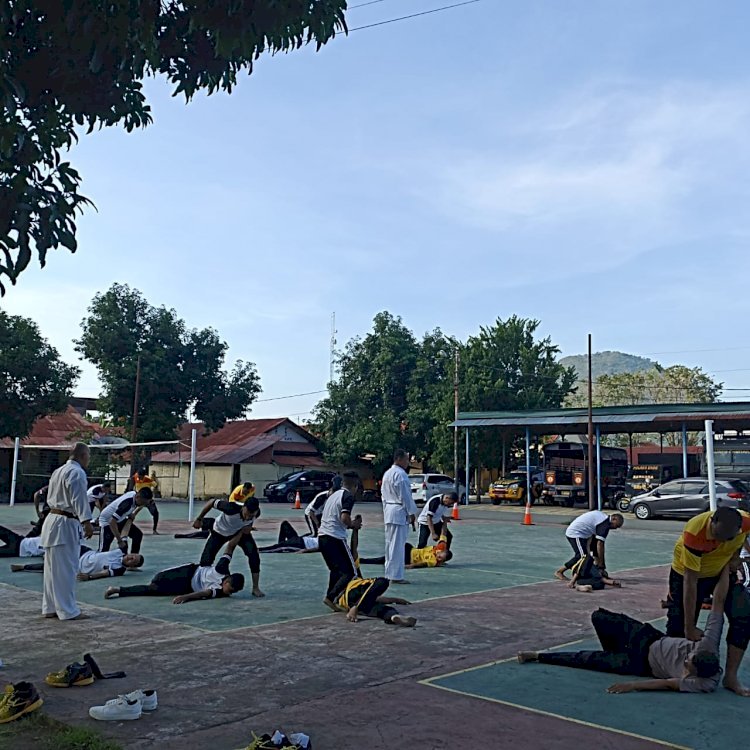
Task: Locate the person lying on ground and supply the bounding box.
[336,526,416,627]
[258,521,320,553]
[98,488,155,553]
[0,523,45,558]
[569,552,622,592]
[518,565,729,694]
[104,533,245,604]
[555,511,624,581]
[359,535,452,569]
[193,495,264,597]
[12,547,143,580]
[417,492,455,549]
[174,517,215,540]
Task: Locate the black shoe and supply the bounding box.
[0,681,43,723]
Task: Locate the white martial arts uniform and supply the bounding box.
[380,464,418,581]
[40,459,92,620]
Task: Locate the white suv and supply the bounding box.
[409,473,466,505]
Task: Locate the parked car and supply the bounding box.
[625,478,750,520]
[264,470,336,503]
[409,473,466,505]
[488,467,544,506]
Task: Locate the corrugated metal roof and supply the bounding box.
[0,407,112,449]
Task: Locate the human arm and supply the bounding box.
[397,470,419,521]
[607,679,680,694]
[173,590,215,604]
[309,514,320,536]
[193,499,218,529]
[406,562,429,569]
[33,489,45,519]
[340,493,362,530]
[349,524,360,560]
[682,568,703,640]
[78,568,125,581]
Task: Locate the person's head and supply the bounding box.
[436,549,453,565]
[710,507,743,541]
[443,491,458,507]
[123,554,144,569]
[136,487,154,506]
[241,496,260,521]
[342,471,360,495]
[330,475,343,493]
[102,481,111,493]
[222,572,245,596]
[70,442,90,469]
[242,482,255,497]
[684,649,721,679]
[609,513,624,530]
[393,448,409,470]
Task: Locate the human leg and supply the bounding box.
[385,524,407,581]
[116,564,197,597]
[199,530,231,566]
[239,534,263,596]
[127,523,144,554]
[417,525,431,549]
[45,542,82,620]
[359,555,386,565]
[666,570,717,637]
[13,563,44,571]
[99,525,114,552]
[278,521,299,544]
[0,526,23,557]
[319,536,356,601]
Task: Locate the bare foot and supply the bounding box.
[554,569,568,581]
[575,584,594,592]
[10,564,24,572]
[322,597,337,612]
[104,587,119,599]
[724,677,750,697]
[391,615,417,627]
[252,588,265,598]
[517,651,539,663]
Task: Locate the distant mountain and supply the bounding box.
[560,351,658,381]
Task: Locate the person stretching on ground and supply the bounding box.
[193,495,264,597]
[98,488,154,553]
[336,526,416,627]
[258,521,320,553]
[12,547,144,580]
[518,564,730,694]
[568,551,622,592]
[417,492,455,549]
[555,511,624,581]
[104,534,245,604]
[175,517,215,540]
[360,534,452,569]
[0,524,45,558]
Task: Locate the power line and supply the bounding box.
[349,0,392,8]
[255,389,327,403]
[348,0,482,32]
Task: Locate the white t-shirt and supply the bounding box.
[98,491,137,527]
[319,489,355,540]
[418,495,447,526]
[211,499,255,537]
[19,537,45,557]
[566,510,611,541]
[79,548,124,577]
[302,536,320,550]
[190,565,225,597]
[305,491,328,518]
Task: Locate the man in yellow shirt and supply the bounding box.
[667,506,750,696]
[358,536,452,569]
[229,482,255,504]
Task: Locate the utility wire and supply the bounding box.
[349,0,392,8]
[348,0,482,32]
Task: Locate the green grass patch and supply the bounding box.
[0,712,122,750]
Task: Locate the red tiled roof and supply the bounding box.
[0,407,111,449]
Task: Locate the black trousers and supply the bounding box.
[199,530,260,573]
[538,609,663,676]
[100,521,144,554]
[319,535,357,601]
[175,517,214,539]
[564,536,590,570]
[342,577,397,622]
[667,568,750,649]
[305,514,319,536]
[417,522,452,549]
[360,543,412,567]
[0,526,23,557]
[118,563,199,597]
[573,555,605,590]
[259,521,306,552]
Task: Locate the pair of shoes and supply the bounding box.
[45,662,94,688]
[0,682,43,724]
[246,730,311,749]
[89,689,157,721]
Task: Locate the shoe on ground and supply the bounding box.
[124,689,157,711]
[89,695,142,721]
[0,682,43,724]
[45,661,94,688]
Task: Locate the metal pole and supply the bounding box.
[454,348,460,497]
[188,428,197,520]
[131,355,141,443]
[9,437,20,507]
[705,419,717,512]
[501,434,506,478]
[596,425,602,511]
[465,429,470,506]
[525,428,531,504]
[587,333,595,510]
[682,422,688,478]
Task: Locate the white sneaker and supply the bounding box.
[89,695,142,721]
[124,689,157,712]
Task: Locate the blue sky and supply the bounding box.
[4,0,750,421]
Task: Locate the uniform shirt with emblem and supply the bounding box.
[98,491,138,527]
[211,500,255,537]
[79,548,126,577]
[672,510,750,577]
[418,495,448,526]
[318,489,355,540]
[190,554,232,597]
[408,545,441,567]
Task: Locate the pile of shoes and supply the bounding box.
[0,682,43,724]
[89,689,158,721]
[246,730,312,749]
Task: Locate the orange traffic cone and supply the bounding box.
[294,491,302,510]
[522,500,534,526]
[451,502,461,521]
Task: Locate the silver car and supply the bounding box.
[628,478,750,520]
[409,473,466,505]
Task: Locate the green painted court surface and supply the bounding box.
[0,502,675,631]
[426,613,750,750]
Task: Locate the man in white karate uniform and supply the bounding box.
[380,449,418,584]
[40,443,94,620]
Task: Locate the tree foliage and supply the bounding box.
[75,283,261,441]
[594,365,722,405]
[0,310,79,438]
[313,313,576,474]
[0,1,347,293]
[561,350,657,381]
